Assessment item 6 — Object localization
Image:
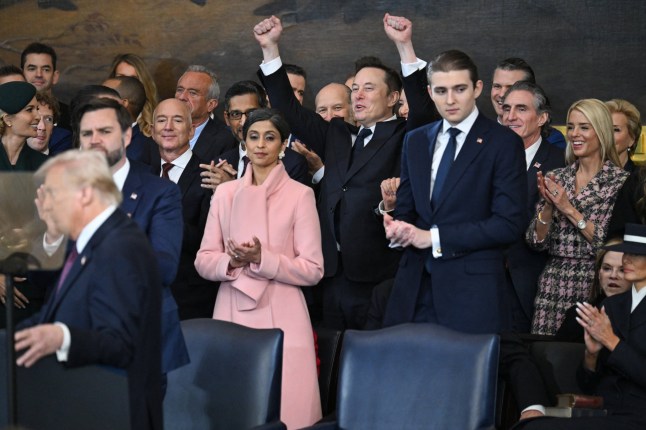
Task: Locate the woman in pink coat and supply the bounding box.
[195,109,323,429]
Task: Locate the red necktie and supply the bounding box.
[161,162,174,179]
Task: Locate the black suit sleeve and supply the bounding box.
[608,170,640,239]
[402,67,441,131]
[258,66,329,159]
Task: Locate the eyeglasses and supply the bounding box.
[226,109,256,120]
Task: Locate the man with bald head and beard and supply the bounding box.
[150,98,217,320]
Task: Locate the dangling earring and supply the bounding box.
[279,150,285,160]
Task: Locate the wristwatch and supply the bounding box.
[577,218,587,231]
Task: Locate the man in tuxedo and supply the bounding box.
[151,98,217,320]
[201,80,307,189]
[16,150,163,430]
[73,97,188,372]
[501,80,565,332]
[174,65,237,163]
[381,15,527,333]
[254,16,436,329]
[103,75,156,165]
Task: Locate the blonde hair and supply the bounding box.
[108,53,159,137]
[605,99,642,151]
[565,99,621,166]
[36,151,122,206]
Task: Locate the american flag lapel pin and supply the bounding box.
[533,162,542,169]
[130,192,138,200]
[476,137,483,144]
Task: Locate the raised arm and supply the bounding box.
[254,15,283,64]
[384,13,440,129]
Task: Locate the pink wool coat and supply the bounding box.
[195,163,323,429]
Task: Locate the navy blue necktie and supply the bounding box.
[431,127,461,208]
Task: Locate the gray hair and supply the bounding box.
[185,65,220,101]
[36,151,122,206]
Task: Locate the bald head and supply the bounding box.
[152,98,194,161]
[315,83,353,123]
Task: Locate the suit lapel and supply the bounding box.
[345,120,404,180]
[432,114,489,210]
[41,212,124,322]
[120,166,143,218]
[333,123,356,180]
[607,292,631,340]
[630,293,646,329]
[177,154,200,196]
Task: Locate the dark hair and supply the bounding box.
[0,65,24,79]
[284,63,307,81]
[223,80,268,112]
[21,42,57,70]
[106,76,146,117]
[427,50,479,87]
[494,57,536,84]
[589,238,624,304]
[35,91,60,122]
[242,108,290,142]
[70,85,121,135]
[502,80,553,137]
[354,56,402,95]
[73,98,132,150]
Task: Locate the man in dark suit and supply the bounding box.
[74,97,189,373]
[381,15,527,333]
[150,98,217,320]
[16,150,162,430]
[103,75,156,166]
[20,42,72,155]
[175,65,237,164]
[489,57,566,149]
[253,16,437,329]
[201,80,307,189]
[501,80,565,332]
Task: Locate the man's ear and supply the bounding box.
[387,90,400,108]
[207,99,218,114]
[122,126,133,148]
[52,70,60,86]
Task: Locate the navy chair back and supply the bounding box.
[336,323,499,430]
[163,319,284,430]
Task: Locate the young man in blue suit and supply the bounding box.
[381,15,527,333]
[16,150,163,430]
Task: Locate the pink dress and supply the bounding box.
[195,163,323,429]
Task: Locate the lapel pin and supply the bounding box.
[81,256,87,266]
[130,192,138,200]
[127,213,133,218]
[476,138,483,144]
[533,162,542,169]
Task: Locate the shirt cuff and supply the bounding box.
[431,226,442,258]
[43,233,65,257]
[259,56,282,76]
[54,322,71,362]
[312,166,325,184]
[521,404,546,415]
[401,58,427,78]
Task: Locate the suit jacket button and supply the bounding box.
[342,186,348,191]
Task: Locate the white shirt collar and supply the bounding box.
[75,205,118,254]
[441,107,479,136]
[165,148,192,169]
[112,158,130,191]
